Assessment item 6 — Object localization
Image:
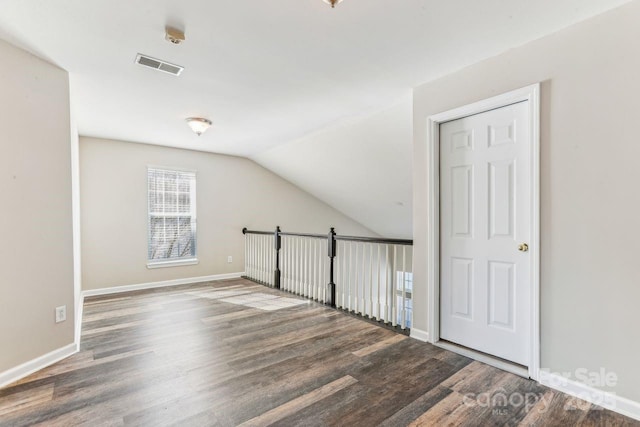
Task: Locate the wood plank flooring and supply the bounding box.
[0,278,637,426]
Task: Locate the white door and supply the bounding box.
[440,101,531,366]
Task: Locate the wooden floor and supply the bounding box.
[0,279,637,426]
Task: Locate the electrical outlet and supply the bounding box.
[55,305,66,323]
[227,256,233,263]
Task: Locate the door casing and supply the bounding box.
[425,84,541,380]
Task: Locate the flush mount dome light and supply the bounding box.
[186,117,212,136]
[323,0,343,8]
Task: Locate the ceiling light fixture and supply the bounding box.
[323,0,343,8]
[185,117,212,136]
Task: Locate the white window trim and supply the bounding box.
[147,164,198,174]
[147,258,199,269]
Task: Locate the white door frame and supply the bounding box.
[426,83,541,380]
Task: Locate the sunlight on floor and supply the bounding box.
[187,288,310,311]
[220,292,310,311]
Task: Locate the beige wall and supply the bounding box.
[0,40,74,373]
[413,2,640,402]
[80,137,375,291]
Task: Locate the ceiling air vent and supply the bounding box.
[135,53,184,76]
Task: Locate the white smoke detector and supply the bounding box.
[165,27,185,45]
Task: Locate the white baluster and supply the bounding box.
[323,240,327,303]
[368,243,373,319]
[392,245,398,326]
[303,238,307,297]
[316,240,319,302]
[247,234,250,279]
[288,237,292,291]
[309,239,314,299]
[342,241,347,309]
[354,242,358,312]
[263,235,267,284]
[359,243,367,316]
[271,235,275,287]
[323,240,328,303]
[299,238,303,295]
[247,234,251,279]
[299,237,302,294]
[290,237,294,291]
[346,242,350,310]
[307,238,311,299]
[313,239,318,300]
[283,236,287,290]
[266,235,270,285]
[385,245,390,323]
[377,244,381,320]
[294,237,298,294]
[338,241,347,308]
[297,237,301,295]
[258,235,262,283]
[402,245,407,329]
[264,235,267,284]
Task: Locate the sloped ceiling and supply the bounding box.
[0,0,631,237]
[253,98,413,238]
[0,0,630,157]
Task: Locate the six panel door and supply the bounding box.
[439,101,531,366]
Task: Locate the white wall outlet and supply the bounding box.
[227,256,233,263]
[55,305,66,323]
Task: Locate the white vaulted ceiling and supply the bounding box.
[0,0,630,237]
[254,98,414,239]
[0,0,629,156]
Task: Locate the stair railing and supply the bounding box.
[242,227,413,330]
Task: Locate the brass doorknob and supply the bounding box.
[518,243,529,252]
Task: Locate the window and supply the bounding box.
[147,167,197,267]
[396,271,413,327]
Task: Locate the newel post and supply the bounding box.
[327,227,336,307]
[274,226,281,289]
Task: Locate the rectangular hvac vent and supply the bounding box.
[135,53,184,76]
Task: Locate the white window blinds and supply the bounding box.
[147,167,197,264]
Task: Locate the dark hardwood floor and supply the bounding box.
[0,278,637,426]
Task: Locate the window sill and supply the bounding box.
[147,258,199,269]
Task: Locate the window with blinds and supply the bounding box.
[147,167,197,266]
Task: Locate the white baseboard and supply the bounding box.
[82,272,245,298]
[539,371,640,422]
[410,327,429,342]
[0,273,246,390]
[0,343,77,389]
[407,329,640,421]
